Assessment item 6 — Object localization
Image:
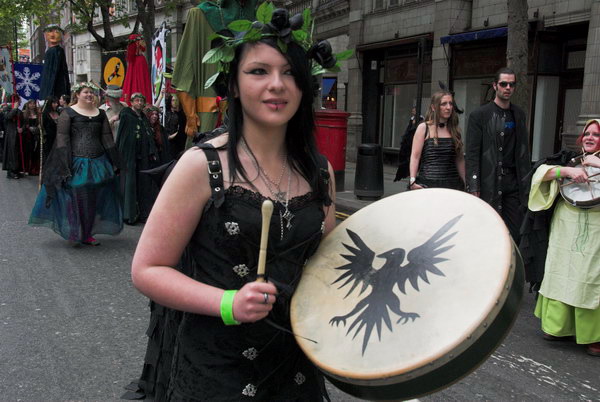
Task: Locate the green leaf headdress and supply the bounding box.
[71,82,100,93]
[202,1,353,90]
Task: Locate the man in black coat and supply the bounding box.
[465,67,531,243]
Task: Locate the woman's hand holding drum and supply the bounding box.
[583,154,600,168]
[565,167,589,183]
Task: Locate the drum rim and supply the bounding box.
[292,189,515,382]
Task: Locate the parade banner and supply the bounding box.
[152,22,169,122]
[0,45,14,98]
[14,62,43,101]
[101,50,127,88]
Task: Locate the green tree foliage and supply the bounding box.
[0,19,28,50]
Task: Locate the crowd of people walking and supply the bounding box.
[1,83,185,246]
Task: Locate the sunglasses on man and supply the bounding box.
[497,81,517,88]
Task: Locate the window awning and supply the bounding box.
[440,27,508,45]
[322,77,336,97]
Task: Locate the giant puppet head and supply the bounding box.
[43,25,64,47]
[128,34,146,57]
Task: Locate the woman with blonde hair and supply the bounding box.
[409,90,465,190]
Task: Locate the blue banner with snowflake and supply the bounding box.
[14,62,43,101]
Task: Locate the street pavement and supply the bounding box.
[0,174,598,401]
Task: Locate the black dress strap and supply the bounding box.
[317,154,332,207]
[196,143,225,208]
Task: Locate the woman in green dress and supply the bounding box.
[528,119,600,357]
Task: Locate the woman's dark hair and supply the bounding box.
[165,94,173,113]
[225,39,327,200]
[23,99,40,119]
[42,96,59,118]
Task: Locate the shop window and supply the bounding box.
[380,82,431,149]
[566,50,585,70]
[452,77,494,139]
[452,43,506,79]
[322,77,337,109]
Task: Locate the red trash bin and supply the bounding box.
[314,109,350,192]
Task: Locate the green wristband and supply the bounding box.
[556,166,561,179]
[220,290,240,326]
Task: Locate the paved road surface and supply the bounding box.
[0,176,598,401]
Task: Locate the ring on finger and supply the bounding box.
[262,292,269,304]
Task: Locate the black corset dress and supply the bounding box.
[167,146,330,401]
[417,137,464,190]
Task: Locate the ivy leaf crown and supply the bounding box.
[202,1,354,89]
[71,82,100,93]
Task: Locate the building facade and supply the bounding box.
[30,0,600,164]
[313,0,600,163]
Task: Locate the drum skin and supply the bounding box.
[560,161,600,208]
[291,189,524,401]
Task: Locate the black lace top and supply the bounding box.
[167,146,330,401]
[41,107,120,200]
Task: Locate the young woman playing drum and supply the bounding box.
[130,7,337,399]
[528,119,600,356]
[408,91,465,190]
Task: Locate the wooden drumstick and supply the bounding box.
[256,200,274,283]
[560,172,600,187]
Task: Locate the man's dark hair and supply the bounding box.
[494,67,516,83]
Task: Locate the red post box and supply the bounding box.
[314,109,350,192]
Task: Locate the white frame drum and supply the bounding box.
[291,189,524,400]
[560,157,600,208]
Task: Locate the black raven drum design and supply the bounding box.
[329,215,462,354]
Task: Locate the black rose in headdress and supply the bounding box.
[267,8,293,44]
[289,13,303,30]
[308,40,337,69]
[270,9,289,31]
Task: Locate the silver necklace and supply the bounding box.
[258,155,287,200]
[240,138,295,239]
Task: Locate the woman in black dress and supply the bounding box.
[130,10,337,400]
[22,99,41,175]
[41,96,60,162]
[409,90,465,190]
[145,105,172,164]
[164,94,186,159]
[29,83,123,245]
[2,94,23,179]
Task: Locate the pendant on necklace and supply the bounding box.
[282,208,294,230]
[275,191,286,202]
